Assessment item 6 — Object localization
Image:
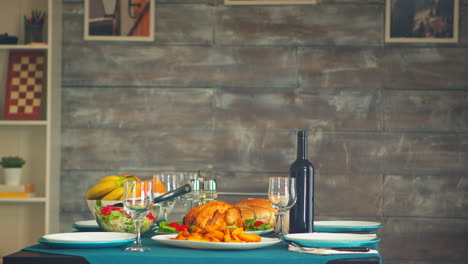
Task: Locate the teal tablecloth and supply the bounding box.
[24,237,381,264]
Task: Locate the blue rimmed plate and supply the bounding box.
[314,221,382,233]
[284,232,379,249]
[39,232,135,248]
[72,220,101,232]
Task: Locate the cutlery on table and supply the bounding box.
[287,241,370,252]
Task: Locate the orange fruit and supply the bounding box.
[152,179,167,193]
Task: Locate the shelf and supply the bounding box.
[0,120,47,126]
[0,197,46,203]
[0,0,61,258]
[0,44,48,50]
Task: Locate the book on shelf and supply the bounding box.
[0,192,36,198]
[0,184,35,198]
[0,184,35,193]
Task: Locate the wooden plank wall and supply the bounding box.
[60,1,468,263]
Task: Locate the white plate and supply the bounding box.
[314,221,382,233]
[72,220,101,231]
[42,232,136,243]
[74,220,99,227]
[245,229,273,235]
[151,234,281,250]
[285,232,377,242]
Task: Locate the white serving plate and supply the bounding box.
[72,220,101,231]
[42,232,136,243]
[284,232,379,249]
[74,220,99,227]
[314,221,382,232]
[285,232,377,242]
[151,234,280,250]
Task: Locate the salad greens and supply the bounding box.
[94,204,154,233]
[157,221,180,233]
[245,217,272,231]
[157,221,193,233]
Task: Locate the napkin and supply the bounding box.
[288,245,378,255]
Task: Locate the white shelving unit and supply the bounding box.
[0,0,61,258]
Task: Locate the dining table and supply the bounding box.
[3,231,382,264]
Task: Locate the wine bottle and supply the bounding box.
[289,130,315,233]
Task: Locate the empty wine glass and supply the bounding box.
[123,181,153,252]
[153,173,179,222]
[178,172,197,213]
[268,177,296,238]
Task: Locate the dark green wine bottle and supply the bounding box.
[289,131,314,233]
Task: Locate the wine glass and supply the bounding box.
[178,172,197,213]
[268,177,297,238]
[153,173,179,222]
[123,181,153,252]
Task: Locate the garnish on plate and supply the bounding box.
[245,217,272,231]
[158,221,192,233]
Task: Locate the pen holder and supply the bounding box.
[24,23,43,44]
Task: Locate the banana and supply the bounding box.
[98,175,121,183]
[87,174,142,200]
[101,186,124,200]
[86,180,122,200]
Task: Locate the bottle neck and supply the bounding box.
[296,131,308,160]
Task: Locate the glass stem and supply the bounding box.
[164,208,168,221]
[278,213,285,238]
[134,219,142,247]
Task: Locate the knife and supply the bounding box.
[112,183,192,207]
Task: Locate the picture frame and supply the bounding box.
[385,0,459,43]
[224,0,318,5]
[84,0,155,41]
[4,50,45,120]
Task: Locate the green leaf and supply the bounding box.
[157,221,178,233]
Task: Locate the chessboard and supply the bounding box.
[3,50,45,120]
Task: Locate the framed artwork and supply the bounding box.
[224,0,318,5]
[84,0,155,41]
[3,50,45,120]
[385,0,459,43]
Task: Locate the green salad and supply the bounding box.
[93,203,155,233]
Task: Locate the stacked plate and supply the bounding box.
[314,221,382,233]
[284,221,382,250]
[284,232,379,249]
[72,220,101,232]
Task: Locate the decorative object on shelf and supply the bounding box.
[3,50,45,120]
[385,0,459,43]
[0,183,35,198]
[24,10,46,44]
[0,33,18,44]
[1,156,26,186]
[224,0,318,5]
[84,0,155,41]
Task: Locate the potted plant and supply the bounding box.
[1,156,26,185]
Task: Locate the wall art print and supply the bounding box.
[84,0,155,41]
[385,0,459,43]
